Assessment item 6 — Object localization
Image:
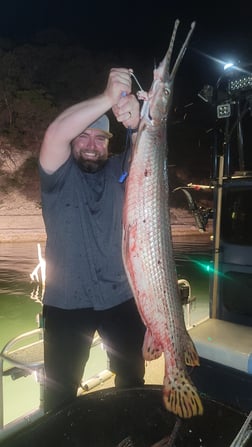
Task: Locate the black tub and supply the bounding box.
[2,386,247,447]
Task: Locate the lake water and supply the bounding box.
[0,237,213,348]
[0,236,213,426]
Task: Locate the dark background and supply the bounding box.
[1,0,252,180]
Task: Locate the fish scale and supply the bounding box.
[122,20,203,419]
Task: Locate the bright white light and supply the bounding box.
[194,49,240,72]
[30,243,46,285]
[193,49,234,69]
[224,62,234,70]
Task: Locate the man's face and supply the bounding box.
[72,128,110,173]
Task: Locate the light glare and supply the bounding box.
[224,62,234,70]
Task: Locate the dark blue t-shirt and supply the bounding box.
[39,153,132,310]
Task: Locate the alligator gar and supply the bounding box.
[122,20,203,418]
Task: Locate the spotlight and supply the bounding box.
[229,74,252,93]
[224,62,234,71]
[217,103,231,119]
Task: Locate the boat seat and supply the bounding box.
[189,318,252,374]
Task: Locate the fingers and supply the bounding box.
[113,94,140,129]
[108,67,140,128]
[106,68,133,105]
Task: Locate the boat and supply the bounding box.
[188,63,252,418]
[1,63,252,446]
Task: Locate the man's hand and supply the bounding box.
[112,93,140,130]
[105,68,132,106]
[105,67,140,129]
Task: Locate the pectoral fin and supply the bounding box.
[142,328,163,360]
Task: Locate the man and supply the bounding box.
[39,67,146,412]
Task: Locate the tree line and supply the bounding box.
[0,31,147,198]
[1,29,156,159]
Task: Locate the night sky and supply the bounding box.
[1,0,252,176]
[1,1,251,64]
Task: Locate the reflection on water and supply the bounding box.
[30,283,45,304]
[0,242,44,349]
[0,242,44,275]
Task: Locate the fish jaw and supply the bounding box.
[140,61,173,129]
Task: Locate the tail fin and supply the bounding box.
[163,368,203,418]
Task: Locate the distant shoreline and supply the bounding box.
[0,193,213,243]
[0,213,212,243]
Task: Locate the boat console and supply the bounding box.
[190,63,252,414]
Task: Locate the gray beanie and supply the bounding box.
[87,114,113,138]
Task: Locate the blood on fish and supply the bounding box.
[122,20,203,419]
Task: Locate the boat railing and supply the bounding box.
[0,328,44,436]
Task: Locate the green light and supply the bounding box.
[191,259,230,279]
[193,259,212,274]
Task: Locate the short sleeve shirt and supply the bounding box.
[39,153,132,310]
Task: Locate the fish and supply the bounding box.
[122,19,203,418]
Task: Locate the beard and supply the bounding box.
[74,150,108,173]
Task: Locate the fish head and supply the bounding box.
[141,20,195,127]
[146,77,172,126]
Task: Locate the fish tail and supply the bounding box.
[163,368,203,418]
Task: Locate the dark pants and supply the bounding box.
[43,298,146,412]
